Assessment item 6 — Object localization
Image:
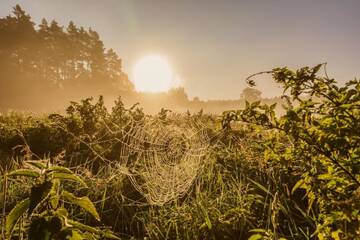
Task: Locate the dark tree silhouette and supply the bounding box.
[0,5,133,111]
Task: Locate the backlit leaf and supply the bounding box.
[62,191,100,221]
[7,169,40,178]
[6,198,30,238]
[52,172,87,187]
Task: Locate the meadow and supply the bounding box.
[0,64,359,240]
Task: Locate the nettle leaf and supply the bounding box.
[7,169,40,178]
[6,198,30,238]
[249,228,267,234]
[52,172,87,187]
[62,191,100,221]
[248,233,263,240]
[102,230,122,240]
[47,166,74,174]
[29,180,53,214]
[49,179,60,209]
[25,160,47,170]
[67,219,100,234]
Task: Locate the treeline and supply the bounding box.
[0,5,285,114]
[123,87,286,115]
[0,5,133,111]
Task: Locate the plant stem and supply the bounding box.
[2,166,8,240]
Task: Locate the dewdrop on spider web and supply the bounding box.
[117,114,212,205]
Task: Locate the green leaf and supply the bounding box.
[6,198,30,238]
[25,160,47,170]
[249,229,267,233]
[101,187,107,215]
[68,230,85,240]
[47,166,74,174]
[248,178,273,197]
[103,230,122,240]
[62,191,100,221]
[49,179,60,209]
[67,219,100,234]
[204,212,212,230]
[291,179,305,194]
[248,234,263,240]
[52,172,87,187]
[7,169,40,178]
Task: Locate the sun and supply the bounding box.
[133,55,173,92]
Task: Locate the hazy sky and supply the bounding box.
[1,0,360,100]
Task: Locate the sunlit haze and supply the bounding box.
[133,55,173,93]
[1,0,359,100]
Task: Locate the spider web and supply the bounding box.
[116,114,212,205]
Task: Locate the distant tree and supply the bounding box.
[240,87,262,102]
[0,5,134,110]
[168,87,189,103]
[193,96,200,102]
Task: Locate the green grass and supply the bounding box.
[0,107,313,239]
[1,66,359,240]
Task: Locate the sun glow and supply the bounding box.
[133,55,174,92]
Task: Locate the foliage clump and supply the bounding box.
[4,158,120,239]
[0,64,359,240]
[223,63,360,239]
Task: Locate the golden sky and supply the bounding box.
[1,0,359,100]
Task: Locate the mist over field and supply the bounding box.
[0,2,359,240]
